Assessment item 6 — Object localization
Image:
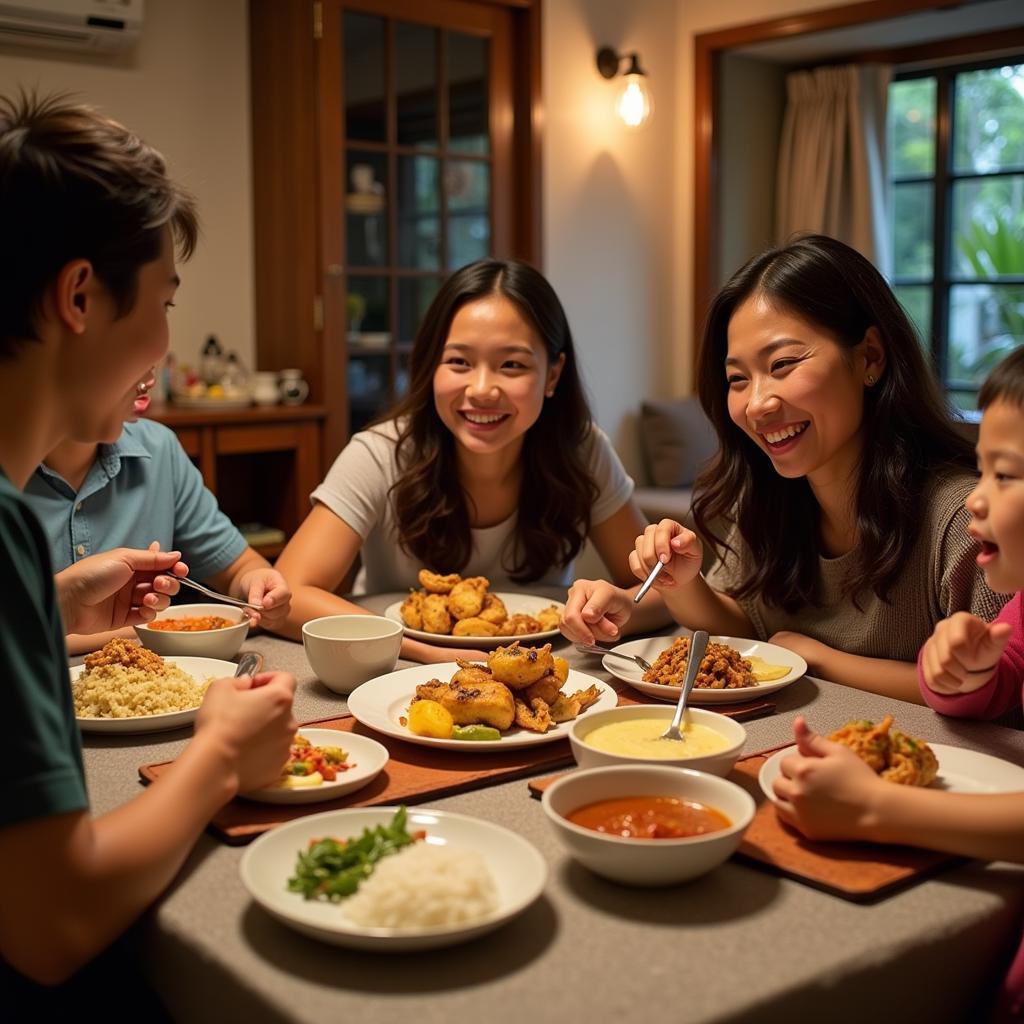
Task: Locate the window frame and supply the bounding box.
[891,54,1024,399]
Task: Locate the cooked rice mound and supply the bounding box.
[343,842,499,929]
[73,639,210,718]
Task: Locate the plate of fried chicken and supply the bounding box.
[347,642,617,750]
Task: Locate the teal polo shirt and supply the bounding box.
[24,418,248,582]
[0,470,87,830]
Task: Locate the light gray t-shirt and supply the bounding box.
[705,473,1008,662]
[311,419,634,594]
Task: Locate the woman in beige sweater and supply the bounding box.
[562,235,1004,702]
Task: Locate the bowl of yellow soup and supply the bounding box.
[568,705,746,776]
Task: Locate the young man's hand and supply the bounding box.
[55,547,187,634]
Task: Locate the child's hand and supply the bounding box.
[920,612,1012,696]
[772,717,885,842]
[561,579,635,644]
[237,568,291,629]
[629,520,704,591]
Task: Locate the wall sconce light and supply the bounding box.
[596,46,653,129]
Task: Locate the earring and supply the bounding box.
[545,389,555,398]
[865,374,877,386]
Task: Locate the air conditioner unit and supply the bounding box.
[0,0,143,55]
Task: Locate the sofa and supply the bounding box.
[633,395,719,527]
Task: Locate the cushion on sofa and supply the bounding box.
[640,396,719,487]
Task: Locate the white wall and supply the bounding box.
[0,0,255,371]
[541,0,679,480]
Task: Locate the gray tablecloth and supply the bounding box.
[78,595,1024,1023]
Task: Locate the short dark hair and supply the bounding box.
[692,234,973,611]
[978,347,1024,413]
[0,90,198,358]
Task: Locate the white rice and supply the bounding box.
[343,842,499,929]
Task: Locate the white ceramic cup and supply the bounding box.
[302,615,403,694]
[279,369,309,405]
[252,371,280,405]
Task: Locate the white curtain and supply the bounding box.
[775,63,892,274]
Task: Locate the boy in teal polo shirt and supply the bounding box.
[26,412,292,652]
[0,92,297,991]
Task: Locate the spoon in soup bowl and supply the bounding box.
[660,630,709,743]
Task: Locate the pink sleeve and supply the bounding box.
[918,592,1024,720]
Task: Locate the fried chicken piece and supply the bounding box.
[413,678,515,731]
[399,590,425,629]
[514,696,551,733]
[488,641,555,688]
[883,729,939,787]
[447,580,485,620]
[478,593,508,626]
[452,617,500,637]
[84,638,165,674]
[829,716,892,774]
[566,684,602,712]
[497,614,544,637]
[460,576,490,592]
[548,694,581,723]
[421,593,454,634]
[535,605,562,631]
[525,672,561,706]
[418,569,461,595]
[451,659,494,688]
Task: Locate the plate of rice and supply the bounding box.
[71,639,231,733]
[240,806,548,951]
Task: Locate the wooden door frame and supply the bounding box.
[692,0,995,371]
[249,0,542,474]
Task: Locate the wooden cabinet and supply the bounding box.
[147,403,326,557]
[249,0,541,465]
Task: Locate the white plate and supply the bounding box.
[347,662,617,750]
[759,742,1024,803]
[240,806,548,951]
[241,729,390,805]
[71,655,235,734]
[383,592,564,649]
[602,634,807,704]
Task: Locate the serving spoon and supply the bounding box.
[660,630,709,743]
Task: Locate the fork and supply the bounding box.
[176,575,264,612]
[574,642,653,673]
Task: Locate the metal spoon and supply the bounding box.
[176,575,264,612]
[234,652,263,678]
[574,642,654,673]
[660,630,709,742]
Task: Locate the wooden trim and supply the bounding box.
[691,0,983,372]
[249,1,320,387]
[512,0,542,265]
[695,0,961,51]
[859,27,1024,66]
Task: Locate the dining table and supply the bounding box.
[77,593,1024,1023]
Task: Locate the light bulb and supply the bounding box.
[616,73,652,128]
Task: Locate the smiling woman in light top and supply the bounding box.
[274,258,668,663]
[562,235,1005,702]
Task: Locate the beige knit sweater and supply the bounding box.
[705,473,1008,662]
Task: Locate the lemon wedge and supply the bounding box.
[275,771,324,789]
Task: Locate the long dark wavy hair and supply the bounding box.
[377,259,600,582]
[692,234,975,611]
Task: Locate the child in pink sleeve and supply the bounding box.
[775,347,1024,1022]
